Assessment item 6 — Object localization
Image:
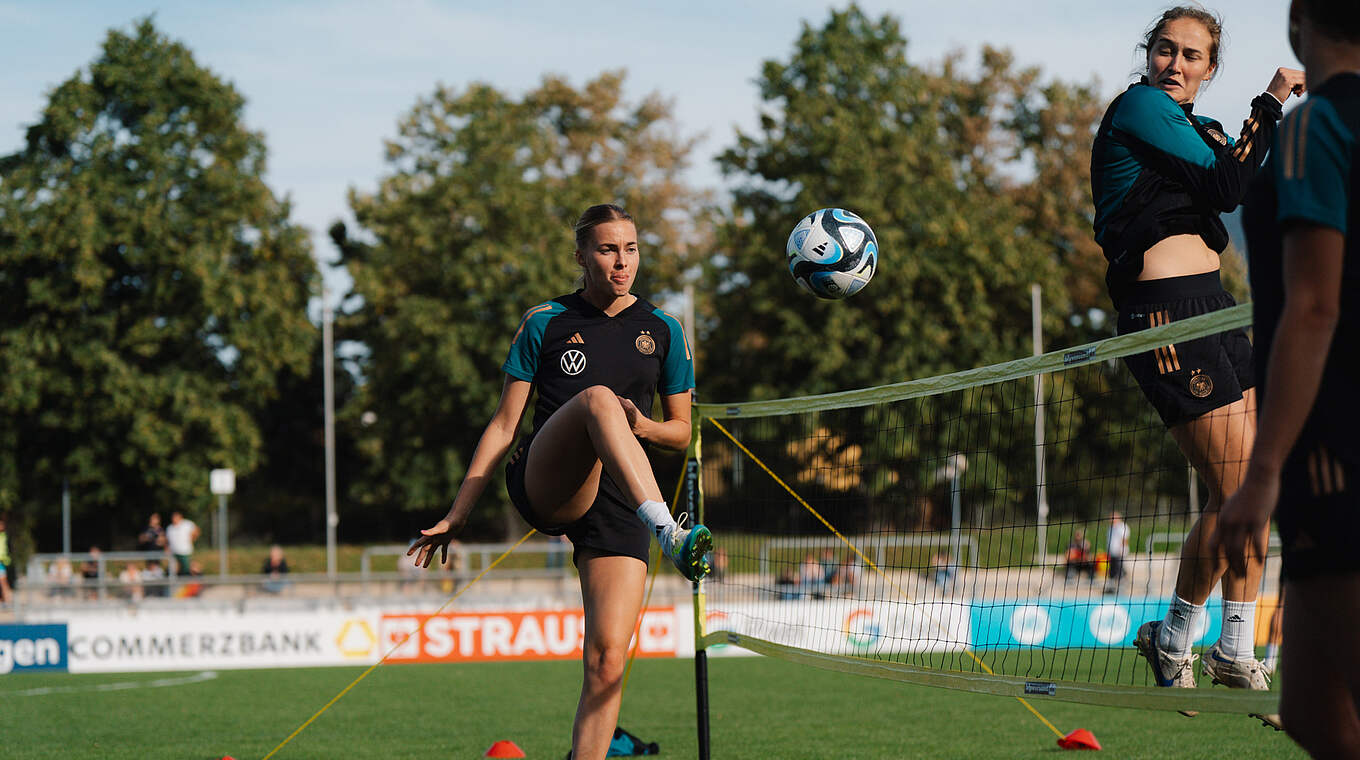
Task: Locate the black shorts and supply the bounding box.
[1277,440,1360,581]
[1116,271,1254,428]
[506,433,652,567]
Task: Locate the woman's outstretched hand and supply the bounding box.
[408,516,462,568]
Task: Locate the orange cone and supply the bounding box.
[484,740,527,758]
[1057,728,1101,750]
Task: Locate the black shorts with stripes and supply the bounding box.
[1115,271,1254,428]
[1278,440,1360,581]
[505,433,652,567]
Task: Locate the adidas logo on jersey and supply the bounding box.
[1226,614,1244,623]
[567,333,585,344]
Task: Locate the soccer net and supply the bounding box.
[692,303,1278,715]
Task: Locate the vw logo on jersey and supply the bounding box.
[560,349,587,376]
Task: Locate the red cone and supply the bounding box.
[1058,728,1101,750]
[484,740,527,758]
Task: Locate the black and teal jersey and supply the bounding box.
[502,291,694,435]
[1092,82,1282,307]
[1243,73,1360,449]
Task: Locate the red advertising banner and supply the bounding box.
[380,607,679,663]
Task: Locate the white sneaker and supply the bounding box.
[1133,621,1199,717]
[1134,621,1198,688]
[1201,644,1281,730]
[1202,644,1270,689]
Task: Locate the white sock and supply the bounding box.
[1263,643,1279,671]
[1218,600,1257,661]
[1158,596,1204,658]
[636,500,677,543]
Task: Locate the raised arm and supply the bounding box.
[1113,83,1289,211]
[409,376,533,567]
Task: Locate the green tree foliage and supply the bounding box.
[703,7,1101,400]
[0,20,318,555]
[699,7,1178,523]
[338,72,703,537]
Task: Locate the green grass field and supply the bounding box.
[0,655,1303,759]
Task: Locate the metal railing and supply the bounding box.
[6,541,582,614]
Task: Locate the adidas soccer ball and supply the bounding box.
[785,208,878,299]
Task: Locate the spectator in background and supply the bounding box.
[174,559,205,599]
[260,545,291,594]
[1105,511,1130,593]
[137,512,167,553]
[79,546,102,600]
[439,539,465,594]
[142,558,168,598]
[775,566,799,601]
[930,551,955,592]
[118,561,144,601]
[710,546,728,583]
[799,553,825,599]
[165,511,199,576]
[399,538,425,593]
[47,556,75,598]
[0,513,11,604]
[545,533,569,569]
[1065,529,1096,582]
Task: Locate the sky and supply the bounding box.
[1,1,1301,302]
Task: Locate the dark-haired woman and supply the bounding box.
[1217,1,1360,752]
[1090,5,1304,713]
[409,204,711,759]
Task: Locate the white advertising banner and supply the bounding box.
[63,612,382,673]
[704,599,972,657]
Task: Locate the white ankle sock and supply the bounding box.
[636,500,676,543]
[1218,600,1257,660]
[1158,596,1204,658]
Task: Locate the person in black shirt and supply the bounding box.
[408,204,709,759]
[1217,1,1360,752]
[1091,6,1303,708]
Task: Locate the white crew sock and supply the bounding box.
[1263,643,1279,672]
[1218,600,1258,661]
[1158,596,1204,658]
[636,500,677,544]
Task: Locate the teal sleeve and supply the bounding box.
[1113,86,1218,168]
[1276,99,1353,234]
[502,303,560,382]
[655,309,695,395]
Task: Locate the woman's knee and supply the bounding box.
[575,385,620,416]
[582,640,628,687]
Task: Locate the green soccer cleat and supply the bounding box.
[663,517,712,582]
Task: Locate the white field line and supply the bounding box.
[0,670,218,697]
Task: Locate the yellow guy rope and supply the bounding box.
[705,417,1065,740]
[261,530,539,760]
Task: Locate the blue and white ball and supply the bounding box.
[785,208,878,299]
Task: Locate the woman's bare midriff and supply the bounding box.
[1138,234,1221,280]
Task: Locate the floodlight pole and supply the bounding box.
[210,468,235,578]
[61,478,71,556]
[217,493,228,577]
[323,289,338,579]
[1032,284,1049,560]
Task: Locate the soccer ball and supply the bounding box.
[785,208,878,299]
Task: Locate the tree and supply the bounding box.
[698,6,1180,524]
[0,19,318,556]
[337,72,704,537]
[702,8,1108,400]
